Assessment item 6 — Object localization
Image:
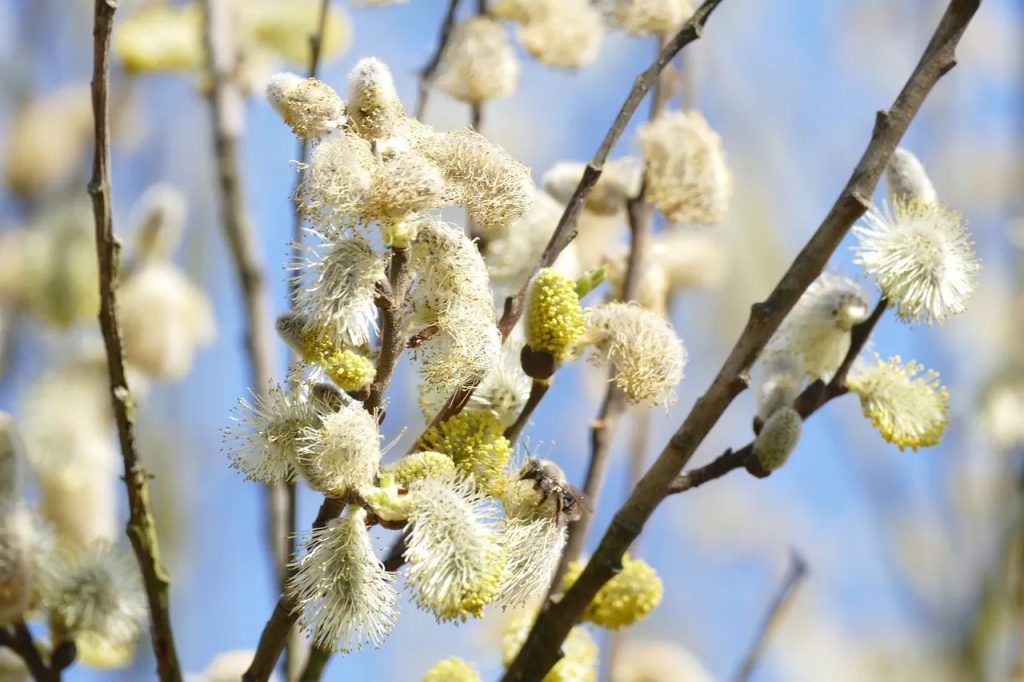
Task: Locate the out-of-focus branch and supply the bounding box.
[199,0,285,586]
[553,194,652,588]
[415,0,462,121]
[732,552,808,682]
[503,380,550,443]
[89,3,183,679]
[0,623,65,681]
[502,3,980,678]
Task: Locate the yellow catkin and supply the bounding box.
[526,269,585,363]
[421,412,511,496]
[563,554,663,629]
[298,326,376,391]
[384,451,457,487]
[423,657,480,682]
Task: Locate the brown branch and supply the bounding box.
[503,380,550,444]
[286,4,334,677]
[89,3,183,679]
[667,298,887,493]
[415,0,462,121]
[732,552,807,682]
[502,3,980,678]
[0,623,58,681]
[199,0,286,589]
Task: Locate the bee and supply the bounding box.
[517,458,586,525]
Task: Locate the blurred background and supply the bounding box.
[0,0,1022,679]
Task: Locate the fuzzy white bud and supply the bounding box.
[348,58,403,141]
[437,18,520,103]
[267,73,346,139]
[752,406,802,473]
[885,148,937,205]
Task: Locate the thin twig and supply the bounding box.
[502,3,980,678]
[0,623,57,681]
[732,552,808,682]
[503,380,550,444]
[666,298,887,494]
[89,2,183,679]
[199,0,285,587]
[287,6,332,675]
[415,0,462,121]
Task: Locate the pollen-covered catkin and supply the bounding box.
[423,657,481,682]
[752,406,802,473]
[348,57,404,141]
[384,451,457,487]
[416,129,534,231]
[297,132,376,225]
[361,152,447,223]
[422,411,511,495]
[582,302,687,407]
[288,508,399,652]
[436,17,520,103]
[294,402,382,496]
[526,269,586,365]
[563,553,663,629]
[639,110,732,224]
[403,475,506,622]
[502,609,599,681]
[267,73,345,139]
[847,355,949,451]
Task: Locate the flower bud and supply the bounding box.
[384,451,456,488]
[348,58,403,141]
[885,148,937,205]
[526,269,586,367]
[751,406,802,475]
[437,18,520,104]
[267,73,346,139]
[422,411,511,496]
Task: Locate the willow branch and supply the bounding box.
[0,624,57,681]
[732,552,807,682]
[89,3,183,679]
[502,3,979,678]
[199,0,285,588]
[503,380,550,444]
[667,298,887,493]
[415,0,461,121]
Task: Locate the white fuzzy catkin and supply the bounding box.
[119,262,216,380]
[43,541,147,659]
[409,217,501,393]
[639,110,733,224]
[436,17,520,103]
[496,516,566,608]
[417,129,534,231]
[854,199,979,326]
[224,382,321,484]
[885,148,937,205]
[403,475,506,622]
[515,0,606,69]
[361,152,447,223]
[294,234,385,346]
[602,0,694,37]
[267,73,346,139]
[288,508,399,652]
[752,406,802,472]
[583,302,688,407]
[294,403,382,496]
[298,131,376,225]
[762,273,868,383]
[348,57,404,141]
[542,157,643,215]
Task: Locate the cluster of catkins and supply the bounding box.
[0,414,147,673]
[752,148,979,473]
[221,57,690,660]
